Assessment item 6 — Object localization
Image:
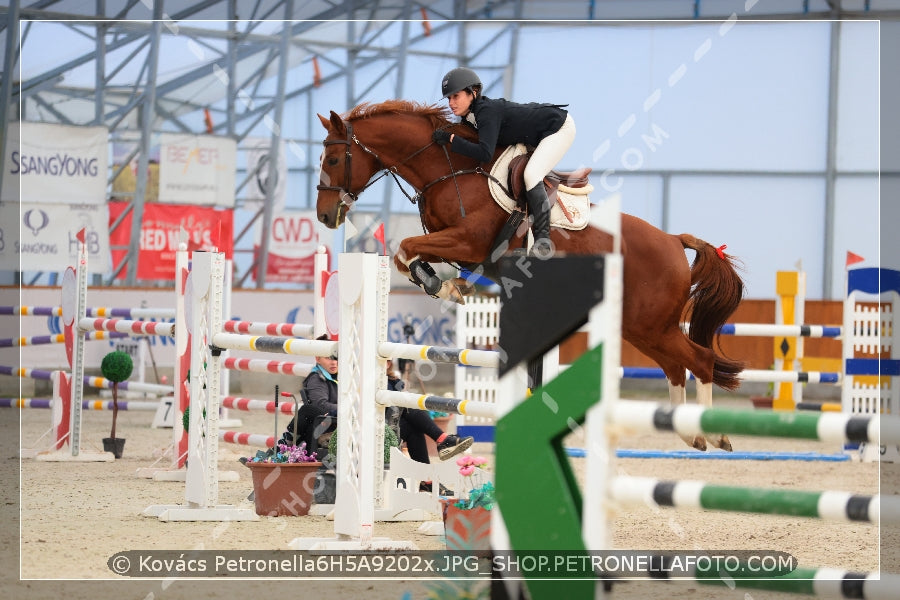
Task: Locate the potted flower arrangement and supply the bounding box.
[441,455,494,551]
[100,350,133,458]
[244,442,322,516]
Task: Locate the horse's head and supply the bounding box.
[315,110,383,229]
[316,102,460,228]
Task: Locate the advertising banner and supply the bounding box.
[108,201,234,280]
[13,202,111,273]
[13,122,108,205]
[158,133,236,207]
[253,211,320,283]
[244,137,286,210]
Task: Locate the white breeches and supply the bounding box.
[523,114,576,190]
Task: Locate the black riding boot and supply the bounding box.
[524,183,553,257]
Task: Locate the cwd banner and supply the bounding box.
[253,211,320,283]
[158,133,236,207]
[12,122,108,205]
[109,201,234,280]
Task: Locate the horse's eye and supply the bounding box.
[327,157,339,167]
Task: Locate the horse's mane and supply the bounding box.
[345,100,453,129]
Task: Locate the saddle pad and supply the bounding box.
[488,144,592,231]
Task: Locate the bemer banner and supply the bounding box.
[158,133,236,207]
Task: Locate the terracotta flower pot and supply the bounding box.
[246,462,322,516]
[750,396,774,410]
[440,497,491,551]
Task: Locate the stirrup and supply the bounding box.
[530,237,554,259]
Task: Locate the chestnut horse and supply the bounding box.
[315,100,744,451]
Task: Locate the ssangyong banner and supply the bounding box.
[158,133,236,207]
[14,122,108,205]
[253,211,320,283]
[16,202,111,273]
[108,201,234,280]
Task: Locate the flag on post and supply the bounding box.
[76,228,86,244]
[846,251,865,267]
[373,222,386,255]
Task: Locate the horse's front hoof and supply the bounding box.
[450,277,476,297]
[436,280,466,305]
[691,436,707,452]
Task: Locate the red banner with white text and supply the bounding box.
[253,211,320,283]
[109,201,233,280]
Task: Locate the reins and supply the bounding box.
[436,127,466,218]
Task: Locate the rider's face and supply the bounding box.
[447,90,474,117]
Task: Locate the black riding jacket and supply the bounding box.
[449,95,568,164]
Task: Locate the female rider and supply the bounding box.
[432,67,576,256]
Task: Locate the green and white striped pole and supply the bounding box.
[693,564,900,600]
[611,400,900,445]
[610,476,898,524]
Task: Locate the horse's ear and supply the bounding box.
[317,113,331,131]
[328,111,346,135]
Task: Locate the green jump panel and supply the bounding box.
[495,343,605,600]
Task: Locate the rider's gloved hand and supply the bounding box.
[432,130,452,145]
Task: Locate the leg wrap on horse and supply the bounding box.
[409,259,442,297]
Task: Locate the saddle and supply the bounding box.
[507,153,592,203]
[487,144,592,232]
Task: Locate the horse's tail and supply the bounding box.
[678,234,746,390]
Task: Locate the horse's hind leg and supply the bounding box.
[697,381,732,451]
[637,329,710,451]
[667,380,707,451]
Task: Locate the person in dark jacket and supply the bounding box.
[432,66,576,256]
[303,341,339,417]
[276,334,338,457]
[280,340,471,463]
[385,358,473,463]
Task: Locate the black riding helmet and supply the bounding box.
[441,67,481,98]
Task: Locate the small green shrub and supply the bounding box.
[327,424,399,464]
